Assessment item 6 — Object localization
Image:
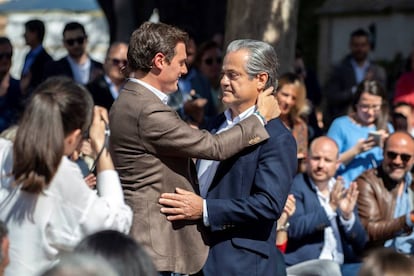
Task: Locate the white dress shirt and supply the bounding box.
[0,140,132,276]
[198,106,256,226]
[128,78,169,104]
[310,177,355,264]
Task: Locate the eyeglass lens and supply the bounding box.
[65,36,85,46]
[0,52,12,60]
[204,57,222,65]
[386,151,412,162]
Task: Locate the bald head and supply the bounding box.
[382,131,414,183]
[307,136,340,186]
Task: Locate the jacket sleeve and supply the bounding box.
[140,102,269,160]
[287,184,331,241]
[356,173,410,242]
[206,131,297,230]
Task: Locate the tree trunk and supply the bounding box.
[225,0,299,75]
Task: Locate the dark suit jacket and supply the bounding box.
[109,80,270,274]
[86,74,121,111]
[43,56,103,84]
[284,173,367,266]
[323,55,387,126]
[23,47,53,93]
[202,114,297,276]
[0,77,22,132]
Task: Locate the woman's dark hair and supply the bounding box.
[352,80,389,130]
[12,77,94,193]
[75,230,157,276]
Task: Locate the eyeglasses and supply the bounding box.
[203,57,222,66]
[386,151,412,162]
[65,36,86,46]
[0,52,12,60]
[357,103,382,112]
[108,58,127,67]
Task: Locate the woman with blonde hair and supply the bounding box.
[275,72,310,172]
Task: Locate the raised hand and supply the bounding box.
[256,86,280,122]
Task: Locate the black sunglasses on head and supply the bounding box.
[108,58,127,67]
[0,52,12,60]
[386,151,412,162]
[65,36,86,46]
[204,57,222,66]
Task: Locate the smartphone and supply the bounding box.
[368,131,381,146]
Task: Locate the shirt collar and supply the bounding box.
[128,78,169,105]
[224,105,256,125]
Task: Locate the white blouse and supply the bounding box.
[0,138,132,276]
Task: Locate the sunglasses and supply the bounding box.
[108,58,127,67]
[203,57,222,66]
[386,151,412,162]
[0,52,12,60]
[65,36,86,46]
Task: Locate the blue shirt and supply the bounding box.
[384,173,414,253]
[327,116,394,187]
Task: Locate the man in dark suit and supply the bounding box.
[20,19,53,95]
[323,28,387,128]
[44,22,102,85]
[109,23,280,275]
[87,42,128,111]
[284,136,367,275]
[159,39,297,276]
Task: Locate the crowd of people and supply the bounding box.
[1,17,414,276]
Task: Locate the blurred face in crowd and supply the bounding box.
[276,83,297,116]
[24,28,38,48]
[356,92,382,126]
[307,137,340,185]
[350,35,371,63]
[186,38,196,68]
[382,132,414,183]
[200,46,222,85]
[157,42,188,93]
[63,28,87,59]
[221,49,266,116]
[0,43,12,76]
[394,104,414,131]
[104,43,128,84]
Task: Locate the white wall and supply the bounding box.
[318,12,414,84]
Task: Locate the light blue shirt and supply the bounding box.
[21,45,43,76]
[384,173,414,253]
[327,116,394,187]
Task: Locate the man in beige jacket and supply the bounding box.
[109,22,279,275]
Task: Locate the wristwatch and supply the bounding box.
[277,222,290,232]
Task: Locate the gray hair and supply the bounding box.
[226,39,279,89]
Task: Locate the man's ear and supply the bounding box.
[153,52,166,70]
[256,72,269,91]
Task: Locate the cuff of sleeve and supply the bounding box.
[340,212,355,232]
[203,199,210,227]
[253,113,266,126]
[96,170,124,204]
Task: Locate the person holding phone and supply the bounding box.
[327,80,393,187]
[0,77,132,276]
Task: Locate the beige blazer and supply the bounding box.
[109,80,269,274]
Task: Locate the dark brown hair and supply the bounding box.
[352,80,389,131]
[359,248,414,276]
[127,21,188,73]
[12,77,94,193]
